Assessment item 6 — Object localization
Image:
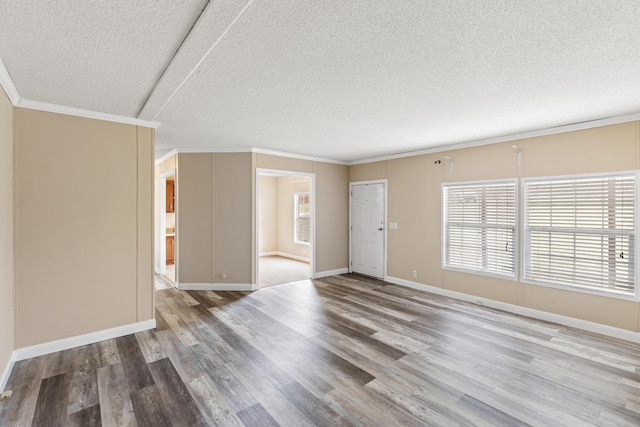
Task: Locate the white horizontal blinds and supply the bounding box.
[295,193,311,243]
[524,174,636,295]
[444,181,516,277]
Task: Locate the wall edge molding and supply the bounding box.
[0,351,16,392]
[177,282,255,291]
[16,98,161,129]
[386,276,640,344]
[313,268,349,279]
[13,319,156,362]
[0,58,19,105]
[155,149,178,165]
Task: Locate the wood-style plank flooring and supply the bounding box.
[2,274,640,426]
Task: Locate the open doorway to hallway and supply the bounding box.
[159,170,176,286]
[257,170,315,288]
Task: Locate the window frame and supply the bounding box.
[294,192,311,246]
[442,178,518,280]
[521,171,639,301]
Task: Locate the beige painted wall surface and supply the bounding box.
[15,109,154,347]
[137,127,154,321]
[176,153,213,284]
[349,161,388,182]
[256,154,313,174]
[276,176,311,260]
[523,123,638,177]
[313,162,349,273]
[354,122,640,331]
[0,87,14,374]
[258,175,277,253]
[214,153,253,284]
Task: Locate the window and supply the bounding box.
[523,173,636,297]
[442,180,517,278]
[294,192,310,244]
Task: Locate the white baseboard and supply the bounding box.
[0,351,16,392]
[13,319,156,362]
[386,276,640,344]
[314,268,349,279]
[177,283,255,291]
[260,251,310,263]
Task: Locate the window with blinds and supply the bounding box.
[523,173,636,296]
[442,180,517,278]
[294,193,311,244]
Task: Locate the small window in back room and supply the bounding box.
[294,192,310,244]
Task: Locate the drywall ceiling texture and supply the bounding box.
[0,0,208,116]
[3,1,640,161]
[150,0,640,161]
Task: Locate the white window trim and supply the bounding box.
[442,178,518,281]
[294,192,311,246]
[521,170,639,301]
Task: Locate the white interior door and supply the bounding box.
[351,183,385,278]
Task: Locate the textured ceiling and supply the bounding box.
[2,1,640,162]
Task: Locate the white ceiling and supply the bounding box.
[2,1,640,162]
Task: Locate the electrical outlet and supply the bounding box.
[0,390,12,400]
[221,272,228,280]
[412,270,418,278]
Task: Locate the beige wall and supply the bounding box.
[350,122,640,331]
[14,109,154,347]
[0,87,14,377]
[258,175,277,253]
[177,152,253,285]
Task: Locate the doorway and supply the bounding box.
[256,169,315,288]
[160,170,176,285]
[350,180,387,279]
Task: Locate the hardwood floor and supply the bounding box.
[2,274,640,426]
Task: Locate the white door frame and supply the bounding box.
[159,169,176,275]
[255,168,316,287]
[349,179,388,279]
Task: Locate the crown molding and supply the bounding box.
[155,147,349,166]
[16,98,161,128]
[155,149,178,165]
[349,112,640,165]
[0,57,19,105]
[251,147,348,165]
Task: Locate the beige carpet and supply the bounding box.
[163,263,175,284]
[259,255,310,288]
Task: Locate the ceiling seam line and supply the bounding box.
[136,0,211,118]
[149,0,258,122]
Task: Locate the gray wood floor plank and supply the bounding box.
[236,403,281,427]
[96,363,138,427]
[67,365,99,415]
[66,404,102,427]
[32,373,70,427]
[130,385,173,427]
[115,335,155,392]
[147,357,207,427]
[187,375,245,427]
